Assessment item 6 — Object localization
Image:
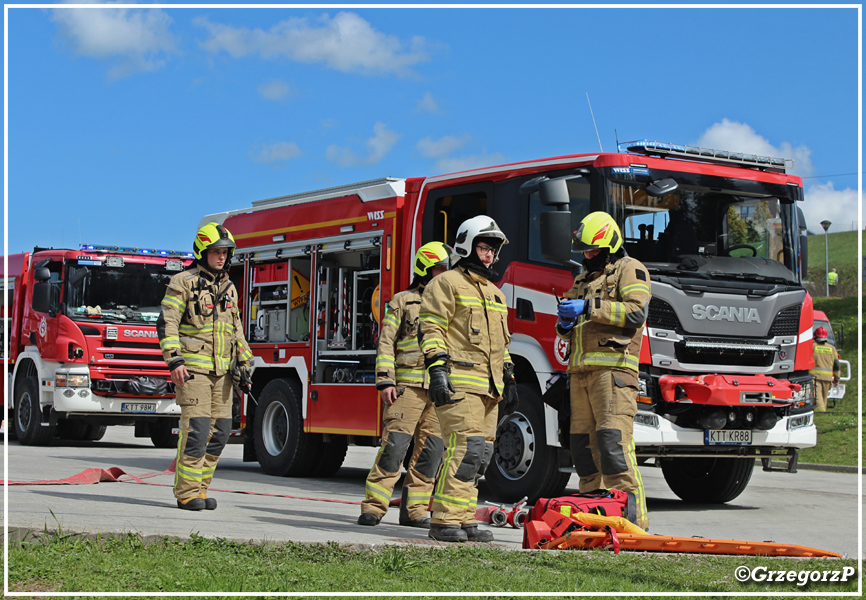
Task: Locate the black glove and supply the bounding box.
[426,353,455,407]
[499,364,519,416]
[232,364,253,394]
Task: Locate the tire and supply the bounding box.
[661,456,755,503]
[149,419,179,448]
[14,376,55,446]
[313,436,348,477]
[56,420,105,441]
[484,383,570,503]
[253,379,320,477]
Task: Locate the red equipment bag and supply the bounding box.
[523,489,637,549]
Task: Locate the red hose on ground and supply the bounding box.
[4,461,363,505]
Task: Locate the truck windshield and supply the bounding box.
[608,181,799,283]
[65,261,175,322]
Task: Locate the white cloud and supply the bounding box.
[249,141,302,164]
[417,135,472,158]
[801,182,862,234]
[326,122,400,168]
[695,118,813,177]
[433,152,507,175]
[320,118,338,132]
[416,92,441,114]
[696,119,861,232]
[194,12,432,77]
[257,79,292,102]
[51,3,177,79]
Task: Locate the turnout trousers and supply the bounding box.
[362,386,443,520]
[815,380,831,412]
[431,392,499,527]
[569,370,648,530]
[174,372,233,501]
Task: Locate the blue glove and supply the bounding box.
[557,317,576,331]
[557,299,587,320]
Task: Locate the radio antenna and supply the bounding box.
[586,93,603,152]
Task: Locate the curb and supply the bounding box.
[768,461,863,474]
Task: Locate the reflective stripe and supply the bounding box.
[365,481,392,504]
[183,353,216,369]
[450,372,490,388]
[609,302,625,327]
[237,342,253,361]
[454,295,483,307]
[376,356,396,369]
[396,368,424,383]
[160,336,181,351]
[162,295,185,310]
[485,301,508,314]
[579,352,639,372]
[620,282,650,297]
[421,338,446,352]
[432,491,474,508]
[406,491,432,504]
[396,339,420,351]
[176,464,203,482]
[420,312,449,328]
[383,313,400,328]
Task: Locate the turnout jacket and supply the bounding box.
[375,287,427,389]
[556,256,650,386]
[810,340,840,382]
[419,266,512,397]
[158,263,253,376]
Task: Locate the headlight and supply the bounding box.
[56,373,90,388]
[788,414,812,430]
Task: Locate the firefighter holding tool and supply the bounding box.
[358,242,450,528]
[157,222,254,511]
[419,216,518,543]
[555,211,650,530]
[810,326,840,413]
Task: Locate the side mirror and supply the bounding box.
[646,178,678,197]
[519,174,585,206]
[539,211,575,265]
[32,281,52,314]
[34,267,51,282]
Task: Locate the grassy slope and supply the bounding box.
[805,229,862,298]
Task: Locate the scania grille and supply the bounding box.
[768,304,801,336]
[674,338,778,367]
[648,298,684,333]
[97,344,165,364]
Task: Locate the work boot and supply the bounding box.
[358,513,381,526]
[199,495,217,510]
[462,524,494,542]
[428,523,468,543]
[177,497,206,511]
[398,489,430,528]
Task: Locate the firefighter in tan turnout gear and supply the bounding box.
[556,211,650,530]
[358,242,450,528]
[419,216,518,543]
[157,222,254,511]
[810,326,840,413]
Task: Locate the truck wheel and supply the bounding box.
[253,379,320,477]
[313,436,348,477]
[149,419,179,448]
[83,424,107,441]
[484,383,570,503]
[661,456,755,503]
[14,376,55,446]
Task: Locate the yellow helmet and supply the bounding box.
[414,241,450,278]
[573,211,622,253]
[194,222,236,261]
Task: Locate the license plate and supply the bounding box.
[704,429,752,445]
[121,402,156,413]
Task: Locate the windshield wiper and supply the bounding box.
[646,266,711,279]
[705,272,792,285]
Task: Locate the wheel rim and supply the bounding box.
[262,400,289,457]
[17,391,33,433]
[493,411,535,480]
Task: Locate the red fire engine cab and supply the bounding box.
[204,140,818,503]
[3,245,193,447]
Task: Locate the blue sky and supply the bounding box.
[3,2,862,255]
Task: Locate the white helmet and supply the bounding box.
[452,215,509,264]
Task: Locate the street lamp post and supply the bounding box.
[820,220,832,296]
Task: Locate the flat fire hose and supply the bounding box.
[5,461,362,506]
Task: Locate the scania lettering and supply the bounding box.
[201,138,817,504]
[2,245,194,447]
[692,304,761,323]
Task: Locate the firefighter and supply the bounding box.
[157,222,253,511]
[419,216,518,543]
[811,326,840,413]
[556,211,650,531]
[828,268,838,292]
[358,242,450,528]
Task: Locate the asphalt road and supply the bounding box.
[2,426,860,558]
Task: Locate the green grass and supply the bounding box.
[805,229,862,298]
[798,295,862,466]
[7,532,859,595]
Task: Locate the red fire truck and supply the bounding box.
[3,245,193,446]
[204,139,818,503]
